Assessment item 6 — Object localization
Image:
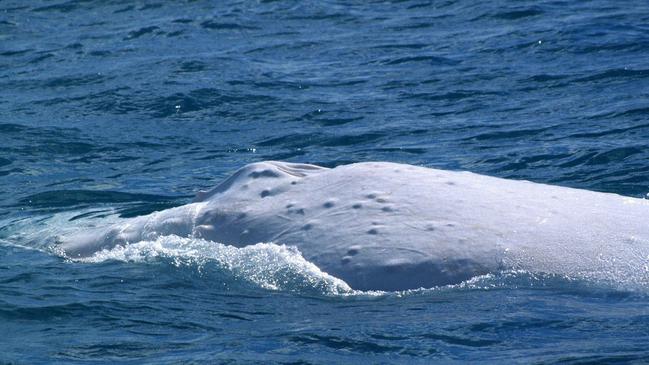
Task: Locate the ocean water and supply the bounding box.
[2,0,649,363]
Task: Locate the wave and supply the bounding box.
[63,235,354,296]
[0,210,353,296]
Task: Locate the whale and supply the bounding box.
[59,161,649,291]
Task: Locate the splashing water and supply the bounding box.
[72,235,353,296]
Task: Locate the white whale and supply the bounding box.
[60,161,649,291]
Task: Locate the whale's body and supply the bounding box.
[61,161,649,290]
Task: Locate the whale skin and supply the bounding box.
[60,161,649,291]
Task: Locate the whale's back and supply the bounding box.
[60,161,649,290]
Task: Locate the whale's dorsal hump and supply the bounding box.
[193,161,328,202]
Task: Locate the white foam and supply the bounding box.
[70,235,353,295]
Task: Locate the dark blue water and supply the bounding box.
[2,0,649,363]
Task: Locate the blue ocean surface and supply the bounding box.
[2,0,649,363]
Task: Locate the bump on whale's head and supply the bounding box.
[193,161,328,202]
